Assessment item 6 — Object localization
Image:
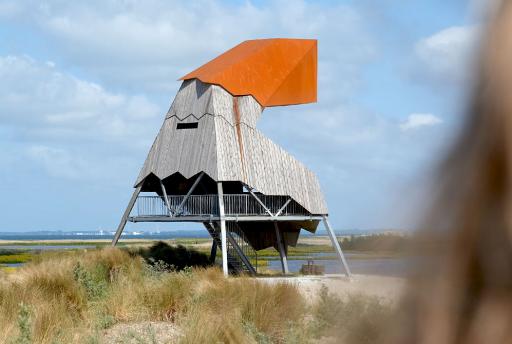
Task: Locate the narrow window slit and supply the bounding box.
[177,122,198,129]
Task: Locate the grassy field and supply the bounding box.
[0,252,32,265]
[0,247,395,343]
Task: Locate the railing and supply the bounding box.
[205,222,257,275]
[136,195,218,217]
[134,194,309,217]
[136,196,169,216]
[223,194,307,216]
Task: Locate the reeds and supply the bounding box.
[0,247,394,343]
[0,248,306,343]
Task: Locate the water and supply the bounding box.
[265,253,410,277]
[0,231,209,241]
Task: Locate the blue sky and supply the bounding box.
[0,0,487,232]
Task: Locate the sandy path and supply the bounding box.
[102,321,181,343]
[258,274,406,303]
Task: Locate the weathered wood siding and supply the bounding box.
[136,79,328,215]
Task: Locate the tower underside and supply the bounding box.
[134,172,322,250]
[113,172,350,277]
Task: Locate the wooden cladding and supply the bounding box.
[136,79,328,215]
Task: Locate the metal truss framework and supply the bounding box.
[112,178,351,278]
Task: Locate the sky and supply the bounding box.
[0,0,491,232]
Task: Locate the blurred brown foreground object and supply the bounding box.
[393,2,512,343]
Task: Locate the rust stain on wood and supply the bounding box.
[233,97,248,181]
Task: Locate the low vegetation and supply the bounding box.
[134,241,212,271]
[0,250,34,273]
[0,244,396,343]
[340,233,408,253]
[254,244,336,259]
[0,251,32,265]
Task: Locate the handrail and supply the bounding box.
[226,231,257,275]
[134,194,308,217]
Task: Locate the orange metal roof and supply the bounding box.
[180,38,317,107]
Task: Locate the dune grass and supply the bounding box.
[0,246,395,343]
[0,247,307,343]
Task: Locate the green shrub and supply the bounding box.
[72,262,108,300]
[13,303,31,344]
[341,234,408,252]
[95,312,116,330]
[135,242,212,271]
[243,321,272,344]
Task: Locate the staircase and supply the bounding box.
[205,222,257,275]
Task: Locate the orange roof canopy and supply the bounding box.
[181,38,317,107]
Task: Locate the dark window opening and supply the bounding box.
[177,122,198,129]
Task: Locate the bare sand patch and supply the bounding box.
[258,274,406,303]
[102,321,181,344]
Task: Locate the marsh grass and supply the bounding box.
[0,247,310,343]
[0,253,32,265]
[179,275,306,343]
[0,246,395,343]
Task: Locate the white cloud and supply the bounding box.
[0,1,381,188]
[0,0,375,95]
[25,144,136,182]
[259,104,449,229]
[414,26,479,86]
[0,54,164,183]
[0,55,161,145]
[27,145,96,180]
[399,113,443,131]
[0,1,458,230]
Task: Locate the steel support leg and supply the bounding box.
[274,222,289,274]
[323,216,351,277]
[112,185,142,246]
[217,182,229,276]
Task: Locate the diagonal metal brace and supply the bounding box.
[176,172,204,215]
[275,198,292,217]
[246,185,274,217]
[226,231,257,275]
[159,179,173,216]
